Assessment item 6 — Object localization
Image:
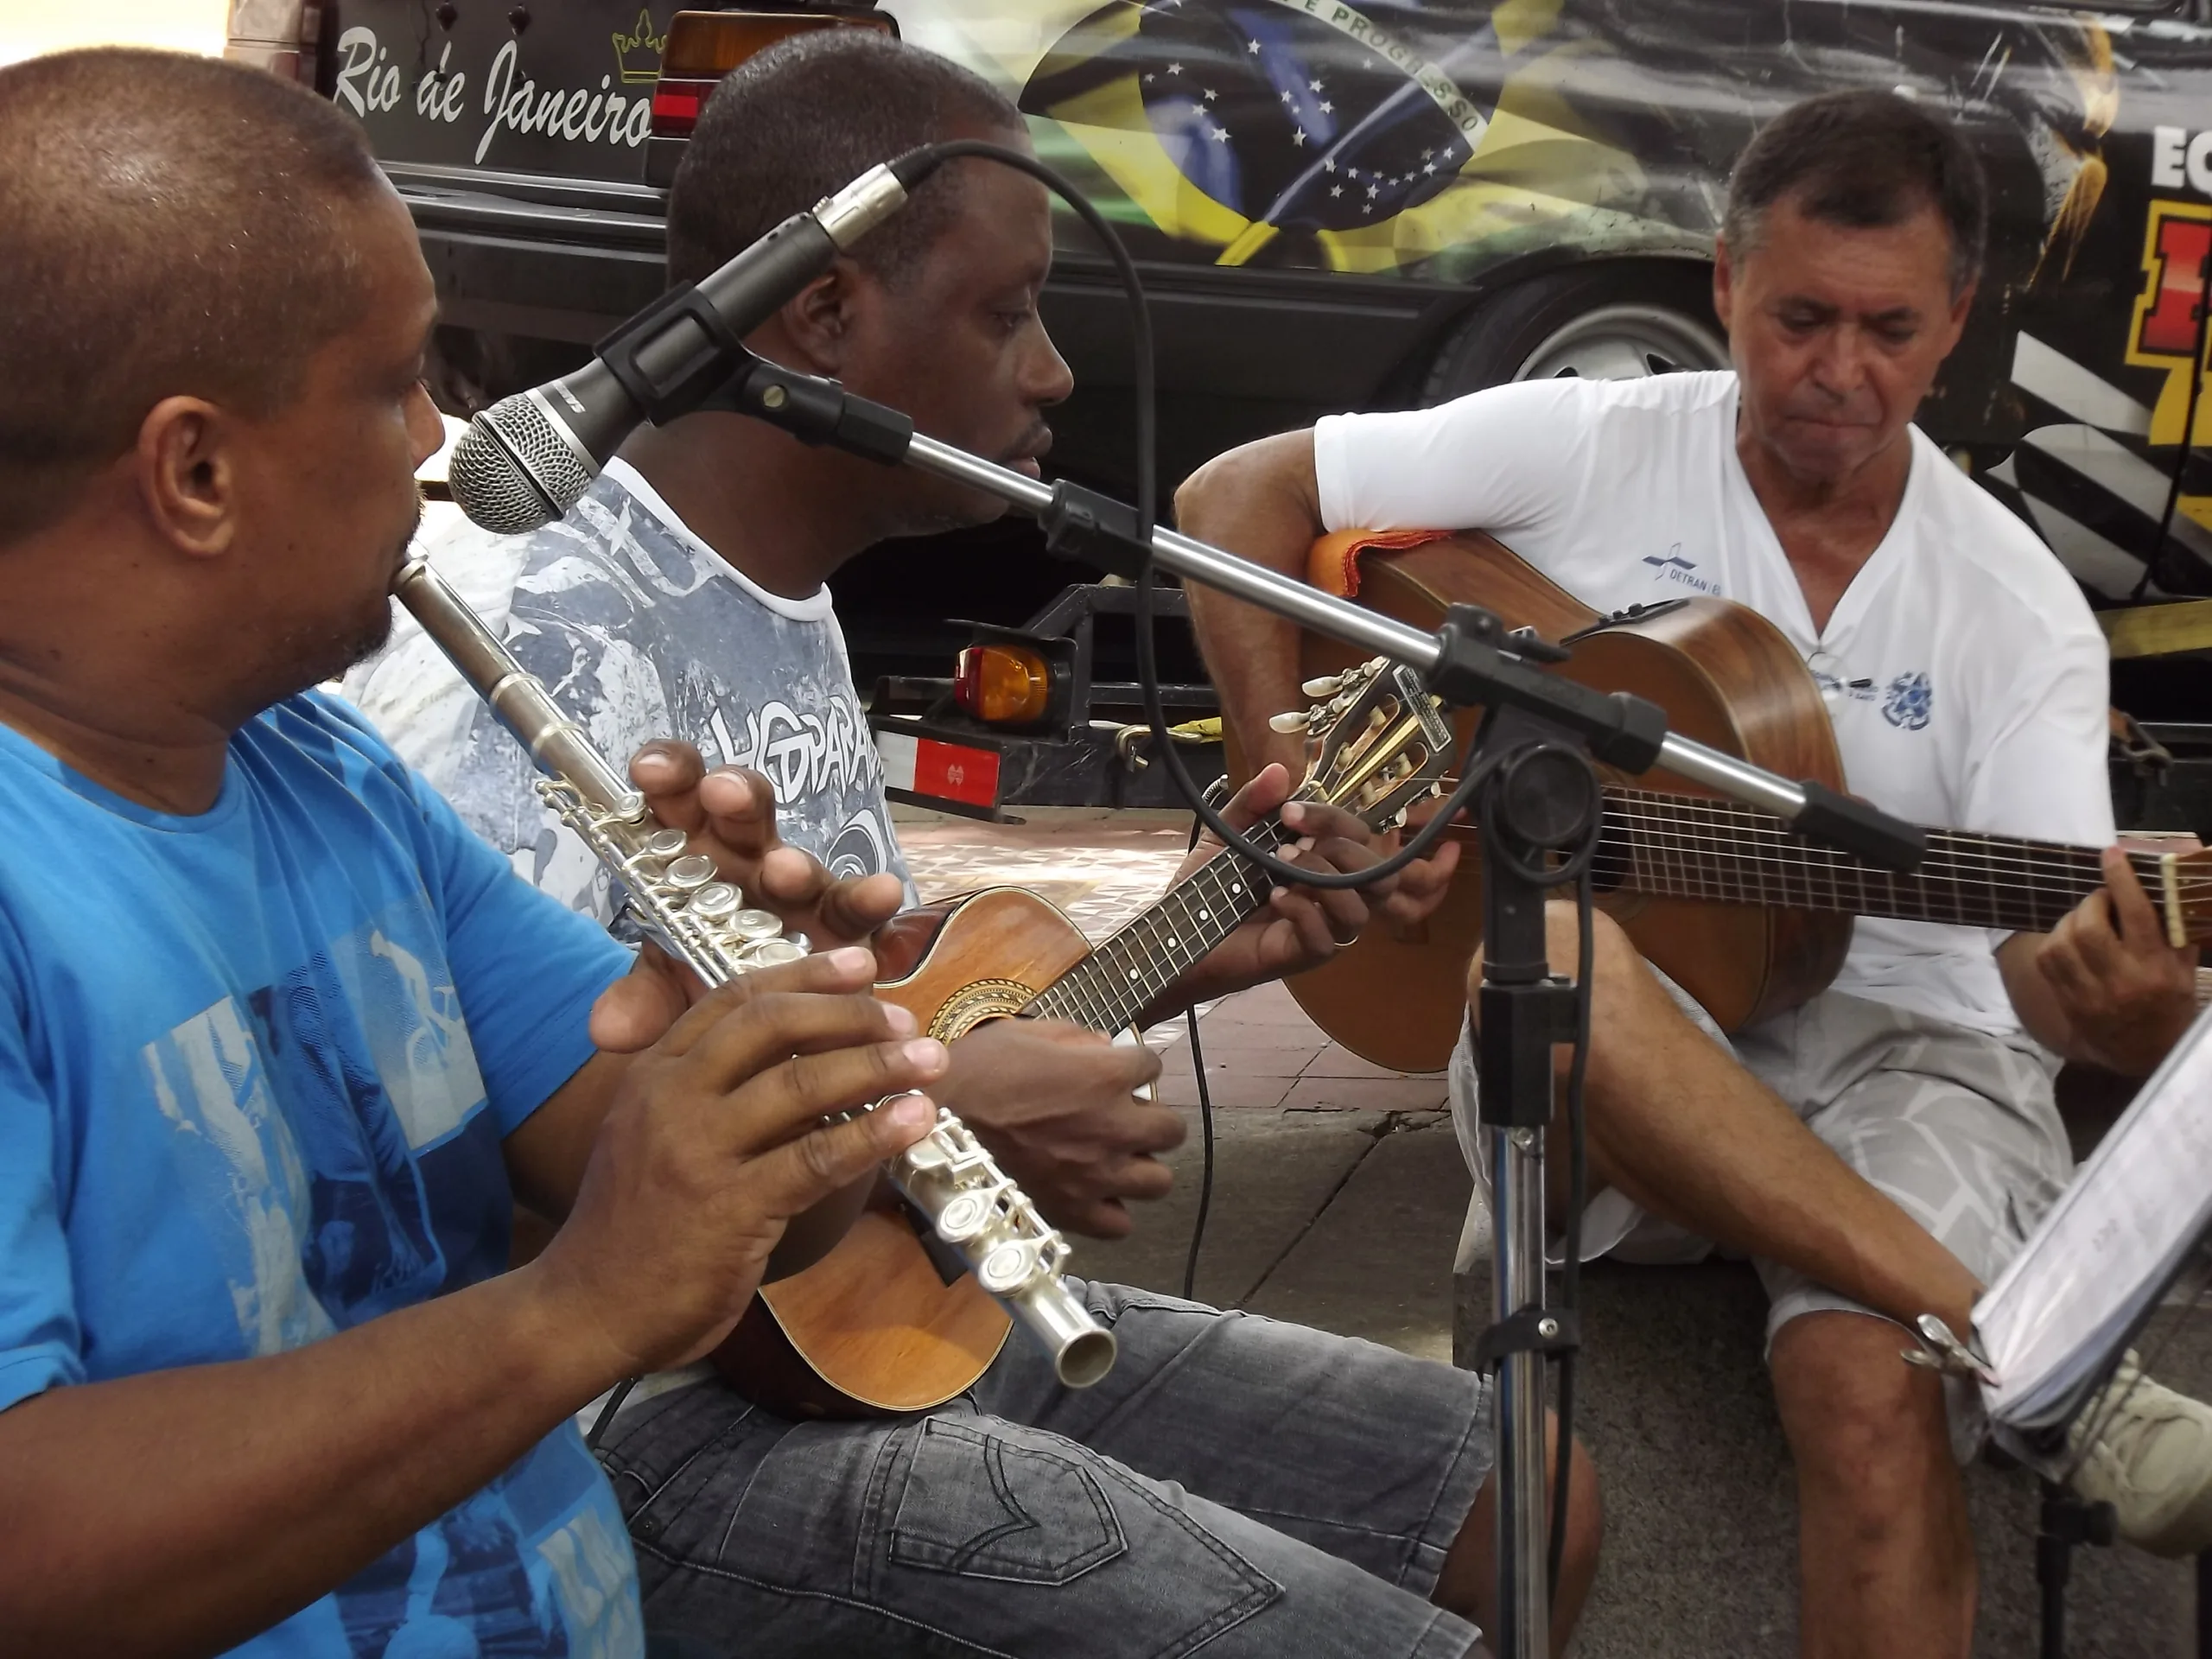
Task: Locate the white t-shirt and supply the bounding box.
[1314,370,2113,1037]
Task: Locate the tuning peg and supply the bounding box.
[1268,711,1311,734]
[1300,674,1344,698]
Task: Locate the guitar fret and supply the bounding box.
[1597,788,2187,941]
[1707,798,1738,904]
[1051,842,1278,1034]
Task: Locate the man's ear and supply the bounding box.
[1712,235,1737,337]
[775,258,868,374]
[1944,278,1977,349]
[135,395,238,559]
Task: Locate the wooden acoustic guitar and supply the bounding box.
[1247,531,2212,1074]
[713,658,1454,1415]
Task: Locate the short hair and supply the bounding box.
[0,48,384,546]
[666,30,1021,291]
[1724,90,1987,297]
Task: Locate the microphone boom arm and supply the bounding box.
[715,352,1926,874]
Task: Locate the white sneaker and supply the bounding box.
[2066,1351,2212,1557]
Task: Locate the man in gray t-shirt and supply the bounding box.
[348,457,916,920]
[345,30,1564,1659]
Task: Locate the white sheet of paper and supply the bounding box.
[1975,1005,2212,1430]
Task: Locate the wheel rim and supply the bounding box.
[1514,302,1729,382]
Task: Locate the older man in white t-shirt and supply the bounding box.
[1180,90,2208,1658]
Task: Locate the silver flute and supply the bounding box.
[391,558,1116,1389]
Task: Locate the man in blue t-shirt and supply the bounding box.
[0,50,945,1657]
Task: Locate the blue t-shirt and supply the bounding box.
[0,693,643,1657]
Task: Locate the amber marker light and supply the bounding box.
[954,644,1052,726]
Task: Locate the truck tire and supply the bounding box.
[1421,264,1727,404]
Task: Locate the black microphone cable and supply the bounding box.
[730,137,1591,1622]
[1178,793,1226,1301]
[885,138,1487,895]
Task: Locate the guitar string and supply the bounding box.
[1601,792,2187,892]
[1587,793,2190,930]
[1047,761,2200,1031]
[1594,816,2127,887]
[1610,817,2176,885]
[1594,822,2192,903]
[1101,852,1260,1027]
[1104,856,1242,1024]
[1590,818,2187,931]
[1039,731,1424,1031]
[1605,785,2194,883]
[1033,823,1287,1031]
[1608,789,2169,876]
[1440,786,2188,912]
[1595,840,2119,923]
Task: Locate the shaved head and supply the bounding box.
[0,48,384,546]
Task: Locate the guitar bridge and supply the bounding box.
[1560,599,1691,644]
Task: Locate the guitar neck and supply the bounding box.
[1022,826,1287,1033]
[1602,786,2177,936]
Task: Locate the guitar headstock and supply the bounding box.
[1268,658,1455,831]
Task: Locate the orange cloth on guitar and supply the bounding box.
[1306,528,1453,598]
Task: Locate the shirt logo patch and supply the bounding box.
[1882,671,1934,731]
[1811,669,1878,703]
[1641,545,1716,594]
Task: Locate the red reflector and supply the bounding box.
[652,13,899,143]
[877,729,1001,810]
[918,741,1000,809]
[649,82,709,140]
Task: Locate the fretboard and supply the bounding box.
[1022,825,1287,1033]
[1601,786,2174,934]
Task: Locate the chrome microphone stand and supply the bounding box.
[615,353,1929,1659]
[830,417,1923,1659]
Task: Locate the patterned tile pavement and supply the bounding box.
[895,807,1449,1109]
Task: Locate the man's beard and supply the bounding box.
[887,425,1047,537]
[279,496,420,696]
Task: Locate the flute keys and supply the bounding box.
[642,828,689,861]
[664,853,716,892]
[979,1240,1036,1294]
[937,1190,991,1243]
[902,1139,949,1173]
[740,937,805,968]
[688,882,741,922]
[729,907,784,942]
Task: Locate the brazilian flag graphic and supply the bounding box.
[1020,0,1647,275]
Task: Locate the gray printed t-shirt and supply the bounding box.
[346,458,915,922]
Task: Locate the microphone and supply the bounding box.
[448,156,928,533]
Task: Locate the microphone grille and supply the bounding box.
[448,395,596,534]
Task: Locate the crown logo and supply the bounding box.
[613,9,668,84]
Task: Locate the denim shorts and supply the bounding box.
[596,1279,1493,1658]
